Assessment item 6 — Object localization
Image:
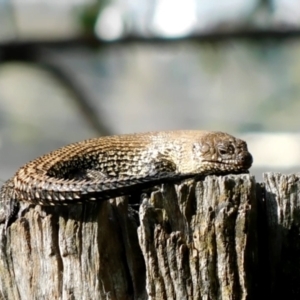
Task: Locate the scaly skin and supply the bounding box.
[0,130,252,226]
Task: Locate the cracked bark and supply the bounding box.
[0,173,298,299]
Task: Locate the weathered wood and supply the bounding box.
[0,200,145,300]
[0,173,278,300]
[263,172,300,299]
[138,175,257,300]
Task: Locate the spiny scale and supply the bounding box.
[3,130,253,206]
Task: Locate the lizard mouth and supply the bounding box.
[205,160,248,166]
[202,160,251,174]
[205,151,253,170]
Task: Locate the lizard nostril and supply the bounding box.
[240,152,253,167]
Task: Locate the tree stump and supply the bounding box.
[0,173,299,299]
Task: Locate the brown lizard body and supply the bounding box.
[0,130,252,226]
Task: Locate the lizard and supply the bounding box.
[0,130,253,228]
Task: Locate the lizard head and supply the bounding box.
[194,131,253,174]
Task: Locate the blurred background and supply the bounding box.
[1,0,300,181]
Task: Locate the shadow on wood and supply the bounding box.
[263,173,300,299]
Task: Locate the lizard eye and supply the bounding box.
[218,144,234,156]
[219,148,227,155]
